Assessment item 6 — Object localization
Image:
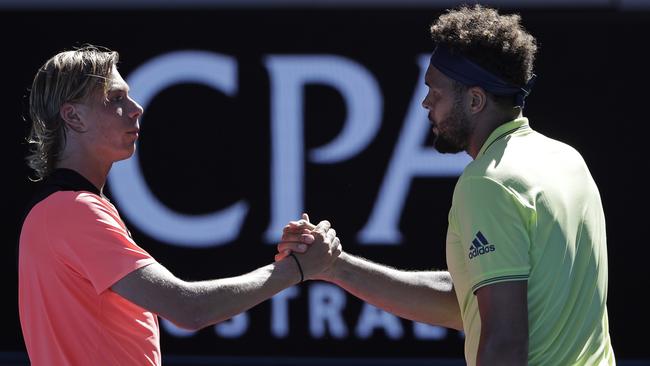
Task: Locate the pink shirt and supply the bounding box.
[19,191,160,365]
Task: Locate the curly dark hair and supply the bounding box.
[430,4,537,90]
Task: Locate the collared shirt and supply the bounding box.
[19,169,160,365]
[446,118,615,365]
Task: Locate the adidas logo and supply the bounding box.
[468,231,496,259]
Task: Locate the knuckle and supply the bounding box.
[317,220,329,228]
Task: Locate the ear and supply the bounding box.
[468,87,487,114]
[60,103,86,132]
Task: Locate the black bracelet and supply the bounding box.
[288,253,304,283]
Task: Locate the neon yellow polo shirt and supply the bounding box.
[446,118,615,365]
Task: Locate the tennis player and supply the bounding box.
[278,5,615,365]
[18,45,340,365]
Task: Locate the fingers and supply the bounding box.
[326,228,337,242]
[281,231,304,242]
[314,220,331,234]
[282,230,315,244]
[277,241,308,254]
[276,215,336,268]
[284,217,332,243]
[283,223,306,233]
[332,236,341,249]
[283,220,316,233]
[275,251,289,262]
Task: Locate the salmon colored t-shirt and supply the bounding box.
[19,190,160,365]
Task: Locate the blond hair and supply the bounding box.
[26,45,119,180]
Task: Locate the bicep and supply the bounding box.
[476,280,528,364]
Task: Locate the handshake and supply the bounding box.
[274,213,343,283]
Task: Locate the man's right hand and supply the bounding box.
[275,213,342,281]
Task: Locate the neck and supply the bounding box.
[55,161,110,194]
[55,144,111,193]
[467,108,522,159]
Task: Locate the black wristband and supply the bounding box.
[288,253,304,283]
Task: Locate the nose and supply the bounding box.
[421,90,432,111]
[128,97,144,119]
[421,97,431,111]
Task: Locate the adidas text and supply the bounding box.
[468,244,496,259]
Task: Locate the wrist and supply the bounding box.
[288,253,304,284]
[275,255,303,286]
[316,250,347,282]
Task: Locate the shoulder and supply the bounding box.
[30,191,117,225]
[454,175,511,199]
[453,176,513,206]
[514,129,586,167]
[452,174,536,219]
[46,190,108,210]
[21,191,111,246]
[467,129,585,182]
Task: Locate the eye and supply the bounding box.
[112,94,124,102]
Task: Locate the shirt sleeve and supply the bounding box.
[47,192,157,294]
[452,176,534,293]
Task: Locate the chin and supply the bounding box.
[116,147,136,161]
[434,138,464,154]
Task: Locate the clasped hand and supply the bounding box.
[275,213,341,281]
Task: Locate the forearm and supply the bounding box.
[114,259,301,331]
[183,259,299,329]
[325,252,462,330]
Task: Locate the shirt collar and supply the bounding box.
[46,168,102,196]
[477,117,530,157]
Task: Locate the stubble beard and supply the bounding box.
[432,100,472,154]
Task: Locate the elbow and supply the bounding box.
[442,318,464,331]
[162,284,211,331]
[187,311,212,331]
[164,305,209,331]
[177,318,206,332]
[180,300,213,331]
[164,317,203,332]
